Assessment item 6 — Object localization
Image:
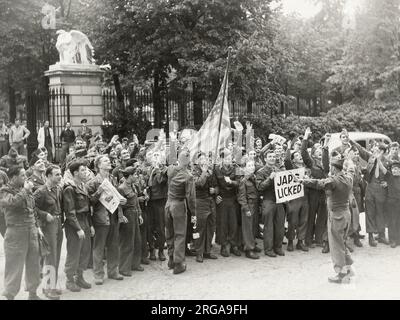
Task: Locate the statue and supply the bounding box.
[56,30,95,65]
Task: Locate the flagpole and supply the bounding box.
[213,46,232,165]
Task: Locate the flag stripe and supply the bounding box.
[187,68,231,161]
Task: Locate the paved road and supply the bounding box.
[0,213,399,300]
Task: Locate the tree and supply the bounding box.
[328,0,400,102]
[80,0,285,127]
[0,0,89,121]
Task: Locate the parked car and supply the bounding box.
[325,132,392,152]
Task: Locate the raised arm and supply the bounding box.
[350,140,371,162]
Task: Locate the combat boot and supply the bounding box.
[220,246,230,257]
[328,273,349,284]
[322,241,330,253]
[149,249,156,261]
[296,240,309,252]
[265,250,277,258]
[75,274,91,289]
[253,246,262,253]
[368,233,377,247]
[245,250,259,259]
[196,254,204,263]
[274,248,285,256]
[168,256,174,269]
[28,292,42,300]
[158,249,166,261]
[66,277,81,292]
[287,240,294,252]
[231,246,241,256]
[173,263,187,275]
[377,233,390,245]
[354,235,363,248]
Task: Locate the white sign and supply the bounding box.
[99,179,125,213]
[274,168,305,203]
[269,133,286,145]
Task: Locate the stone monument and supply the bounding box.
[45,30,104,140]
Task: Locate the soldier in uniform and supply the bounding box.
[284,139,309,252]
[0,166,42,300]
[301,129,330,253]
[214,150,241,257]
[387,142,400,163]
[256,150,286,257]
[382,160,400,248]
[27,158,46,192]
[33,165,64,300]
[147,152,168,261]
[0,169,9,237]
[165,150,196,274]
[63,160,94,292]
[118,166,144,276]
[0,147,28,173]
[77,119,92,147]
[112,149,131,183]
[192,152,218,263]
[343,146,364,248]
[352,141,390,246]
[301,158,355,284]
[237,160,261,259]
[87,155,127,285]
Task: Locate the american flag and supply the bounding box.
[186,68,231,162]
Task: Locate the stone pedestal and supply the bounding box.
[45,63,104,135]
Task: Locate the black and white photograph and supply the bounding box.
[0,0,400,308]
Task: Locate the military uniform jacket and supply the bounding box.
[148,165,168,200]
[237,174,258,214]
[0,183,37,227]
[167,165,196,216]
[33,184,64,227]
[118,183,142,217]
[192,164,218,199]
[87,174,124,226]
[63,181,92,231]
[0,155,28,172]
[301,139,329,179]
[384,171,400,200]
[27,173,46,193]
[214,164,240,199]
[303,172,353,216]
[256,165,281,202]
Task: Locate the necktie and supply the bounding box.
[375,159,380,179]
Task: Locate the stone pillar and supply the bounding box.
[45,63,104,135]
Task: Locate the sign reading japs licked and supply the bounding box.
[274,168,305,203]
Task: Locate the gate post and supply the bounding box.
[45,64,104,141]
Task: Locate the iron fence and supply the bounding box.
[102,89,264,129]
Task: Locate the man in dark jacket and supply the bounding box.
[214,150,241,257]
[33,165,63,300]
[87,155,127,285]
[301,129,330,253]
[165,150,196,274]
[352,141,390,246]
[192,152,218,263]
[147,151,168,261]
[0,166,42,300]
[256,150,286,257]
[237,160,261,259]
[301,158,354,284]
[63,160,94,292]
